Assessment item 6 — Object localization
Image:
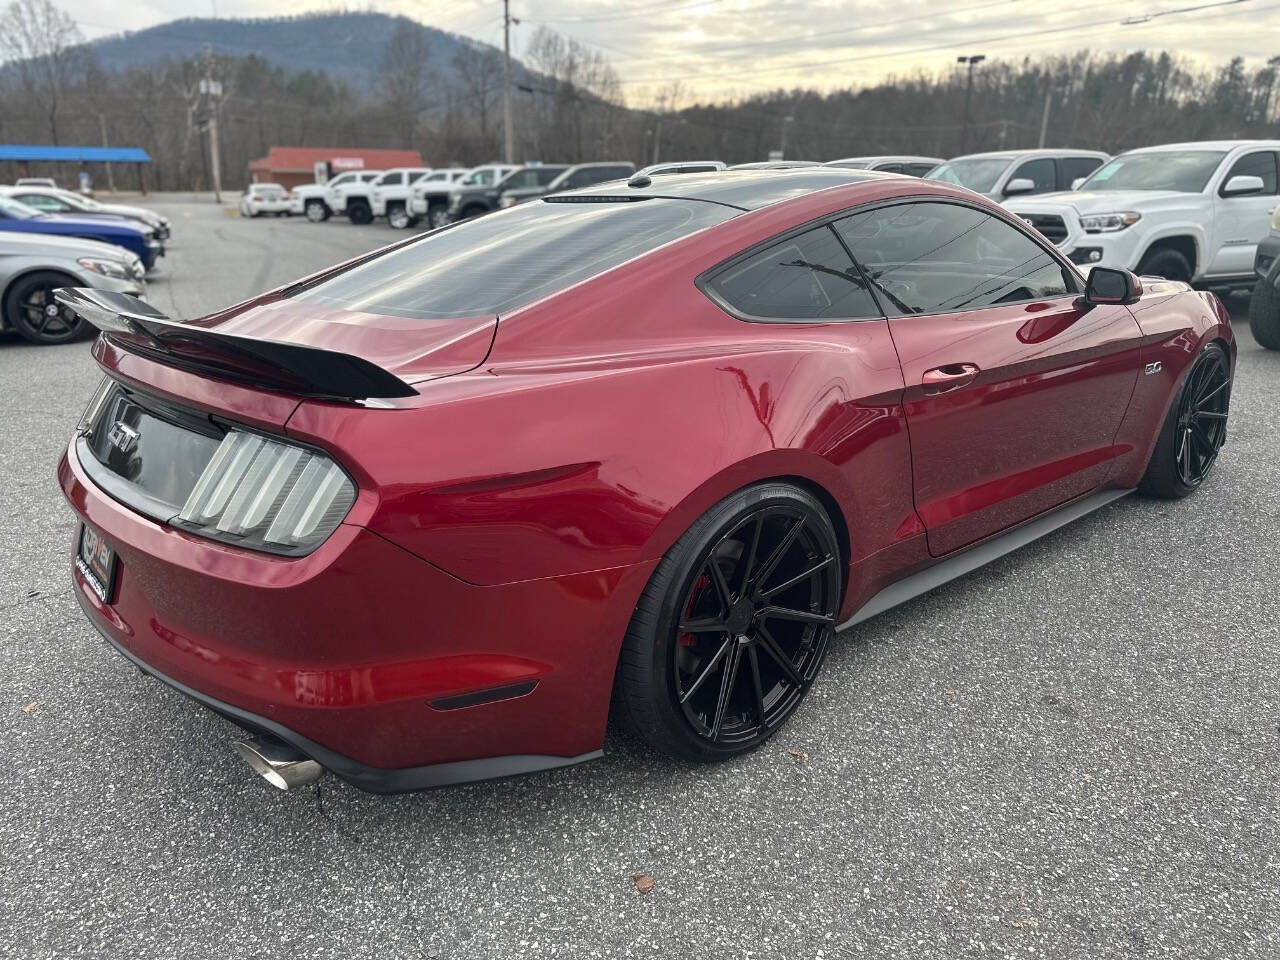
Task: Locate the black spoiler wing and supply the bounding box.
[55,288,416,400]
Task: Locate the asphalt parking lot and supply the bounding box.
[1,197,1278,960]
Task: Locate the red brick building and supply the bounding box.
[248,146,425,190]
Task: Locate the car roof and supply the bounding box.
[1120,139,1280,153]
[730,160,824,169]
[945,148,1108,161]
[555,167,899,211]
[565,161,635,169]
[826,155,944,166]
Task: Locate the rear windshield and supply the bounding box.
[288,197,736,319]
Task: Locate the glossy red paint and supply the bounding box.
[59,174,1234,790]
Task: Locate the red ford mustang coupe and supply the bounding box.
[58,170,1234,793]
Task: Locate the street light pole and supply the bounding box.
[502,0,516,164]
[957,54,985,154]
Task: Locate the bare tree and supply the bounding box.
[379,20,433,143]
[0,0,86,143]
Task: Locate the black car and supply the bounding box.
[1250,214,1280,349]
[445,165,569,222]
[494,162,637,210]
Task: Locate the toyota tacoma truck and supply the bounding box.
[1007,140,1280,288]
[292,171,380,222]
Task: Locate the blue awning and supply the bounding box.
[0,145,151,164]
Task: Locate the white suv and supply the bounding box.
[369,168,433,228]
[292,171,380,222]
[1006,140,1280,287]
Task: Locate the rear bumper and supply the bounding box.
[60,440,654,791]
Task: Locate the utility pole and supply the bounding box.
[98,114,116,193]
[202,43,222,203]
[957,54,985,154]
[780,114,794,160]
[1038,82,1053,148]
[502,0,517,164]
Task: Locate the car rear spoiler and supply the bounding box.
[54,288,416,400]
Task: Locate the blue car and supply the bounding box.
[0,196,163,270]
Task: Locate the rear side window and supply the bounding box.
[832,201,1072,315]
[875,163,904,174]
[905,163,936,177]
[563,166,631,189]
[1060,156,1103,187]
[708,225,880,321]
[406,171,425,184]
[289,198,735,320]
[1221,151,1279,195]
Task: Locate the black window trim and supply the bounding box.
[697,194,1084,326]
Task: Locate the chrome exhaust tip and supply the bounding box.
[232,735,323,791]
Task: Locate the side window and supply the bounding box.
[1008,158,1055,194]
[832,201,1073,316]
[708,225,880,321]
[564,169,599,189]
[19,195,63,211]
[406,171,425,184]
[537,168,565,186]
[905,163,936,177]
[876,163,904,174]
[380,172,403,186]
[1060,156,1103,188]
[1220,151,1279,195]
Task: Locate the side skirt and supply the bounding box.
[839,487,1133,630]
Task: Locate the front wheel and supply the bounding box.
[427,206,450,229]
[1248,280,1280,350]
[1139,341,1231,499]
[1137,248,1192,283]
[347,201,372,225]
[387,203,415,229]
[305,200,329,223]
[3,271,88,344]
[614,484,842,762]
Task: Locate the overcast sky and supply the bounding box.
[63,0,1280,103]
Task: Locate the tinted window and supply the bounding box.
[562,166,632,189]
[1221,151,1279,195]
[379,172,403,186]
[709,225,879,321]
[423,172,450,182]
[927,157,1011,193]
[290,198,734,320]
[1061,156,1103,187]
[1081,150,1226,192]
[406,171,425,184]
[875,163,904,174]
[1009,158,1054,194]
[833,201,1072,315]
[905,164,936,177]
[361,173,380,181]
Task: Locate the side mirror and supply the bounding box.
[1071,177,1086,190]
[1221,174,1265,197]
[1004,177,1037,196]
[1083,266,1143,306]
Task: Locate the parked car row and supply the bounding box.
[235,139,1280,349]
[0,185,165,345]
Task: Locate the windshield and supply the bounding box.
[926,157,1011,193]
[460,169,498,187]
[1079,150,1227,193]
[288,197,736,320]
[0,196,40,219]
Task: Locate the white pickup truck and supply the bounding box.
[382,168,469,229]
[292,171,380,222]
[1006,140,1280,289]
[410,165,516,230]
[368,168,432,227]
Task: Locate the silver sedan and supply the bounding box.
[0,233,145,345]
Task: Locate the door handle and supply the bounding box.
[922,363,981,394]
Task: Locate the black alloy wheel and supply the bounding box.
[1172,347,1230,488]
[1140,341,1231,498]
[4,271,87,345]
[615,484,842,761]
[347,201,373,225]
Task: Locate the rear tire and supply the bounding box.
[1139,341,1231,499]
[1137,247,1193,283]
[613,483,842,762]
[3,271,88,344]
[305,200,329,223]
[1248,280,1280,350]
[347,200,372,225]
